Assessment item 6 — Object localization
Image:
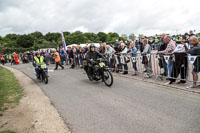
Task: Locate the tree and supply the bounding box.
[63,31,70,36]
[97,32,107,42]
[184,32,189,36]
[121,34,128,40]
[84,32,98,43]
[70,31,87,44]
[129,33,136,41]
[4,34,19,41]
[44,32,61,42]
[0,46,5,53]
[106,32,120,43]
[30,31,43,40]
[138,34,144,40]
[16,34,34,48]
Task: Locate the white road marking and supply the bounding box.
[27,67,54,72]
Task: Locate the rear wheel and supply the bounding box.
[103,70,113,87]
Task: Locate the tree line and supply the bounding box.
[0,31,137,53]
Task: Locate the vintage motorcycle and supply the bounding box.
[84,58,113,87]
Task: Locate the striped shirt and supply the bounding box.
[159,40,176,54]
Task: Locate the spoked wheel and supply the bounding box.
[42,71,48,84]
[85,68,93,81]
[86,72,93,81]
[103,70,113,87]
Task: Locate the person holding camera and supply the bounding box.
[169,35,189,84]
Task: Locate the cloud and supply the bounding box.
[0,0,200,36]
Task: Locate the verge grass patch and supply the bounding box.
[0,66,23,112]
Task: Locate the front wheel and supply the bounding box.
[85,66,93,81]
[103,70,113,87]
[42,70,48,84]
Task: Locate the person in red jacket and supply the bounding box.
[13,52,19,65]
[1,55,5,65]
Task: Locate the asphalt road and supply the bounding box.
[8,63,200,133]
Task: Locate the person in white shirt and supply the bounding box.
[105,45,115,68]
[120,43,129,74]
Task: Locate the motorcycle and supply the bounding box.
[38,64,48,84]
[84,58,113,87]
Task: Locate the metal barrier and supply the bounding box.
[99,53,200,84]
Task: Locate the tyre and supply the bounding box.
[87,73,93,81]
[103,70,113,87]
[42,71,48,84]
[44,72,48,84]
[85,68,93,81]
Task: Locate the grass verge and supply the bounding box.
[0,66,23,114]
[0,130,16,133]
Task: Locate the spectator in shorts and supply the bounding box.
[187,36,200,89]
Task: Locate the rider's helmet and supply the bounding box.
[35,51,40,56]
[90,44,95,50]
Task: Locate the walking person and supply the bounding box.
[54,50,64,70]
[13,52,20,65]
[0,55,5,65]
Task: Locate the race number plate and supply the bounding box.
[99,62,105,68]
[41,64,46,69]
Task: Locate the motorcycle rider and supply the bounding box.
[85,44,106,80]
[33,52,48,79]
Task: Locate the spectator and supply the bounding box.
[189,30,195,38]
[170,35,189,84]
[79,47,85,68]
[120,43,128,74]
[158,33,168,76]
[189,30,195,48]
[115,41,123,73]
[154,38,159,50]
[99,43,106,54]
[142,39,152,77]
[158,35,176,84]
[128,41,138,75]
[139,39,144,53]
[105,45,115,68]
[187,36,200,89]
[66,47,71,65]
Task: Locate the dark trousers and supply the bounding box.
[55,62,64,69]
[170,62,187,83]
[123,64,128,74]
[1,60,4,65]
[116,56,122,73]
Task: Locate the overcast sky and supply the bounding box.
[0,0,200,36]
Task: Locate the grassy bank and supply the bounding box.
[0,130,16,133]
[0,66,23,114]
